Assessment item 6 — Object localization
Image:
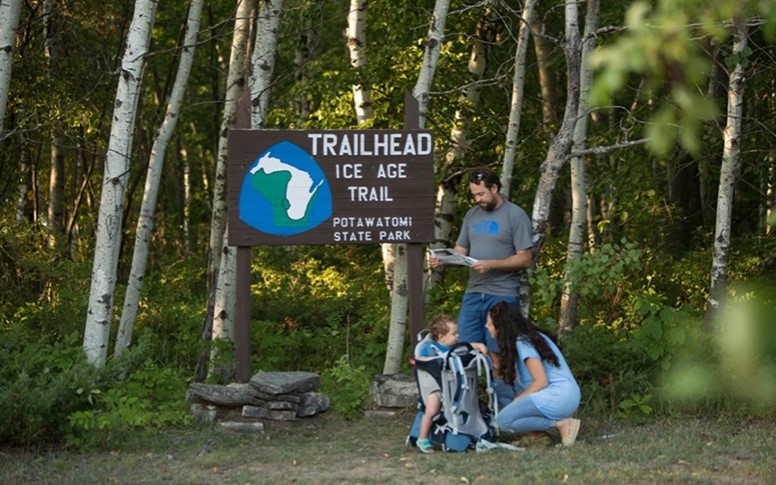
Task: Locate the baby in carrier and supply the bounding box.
[414,314,459,453]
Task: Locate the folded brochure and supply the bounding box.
[429,248,478,266]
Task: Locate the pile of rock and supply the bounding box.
[186,371,330,432]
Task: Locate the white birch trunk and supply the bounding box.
[530,0,581,261]
[208,0,254,293]
[209,231,237,380]
[203,0,255,377]
[115,0,203,358]
[500,0,537,195]
[428,1,495,295]
[249,0,284,128]
[384,0,450,375]
[0,0,23,137]
[706,21,748,327]
[558,0,599,336]
[83,0,158,367]
[347,0,372,124]
[209,0,283,377]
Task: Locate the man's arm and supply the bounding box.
[470,247,532,274]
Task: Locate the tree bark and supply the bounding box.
[530,0,582,263]
[0,0,22,137]
[384,0,450,375]
[530,7,559,128]
[500,0,537,195]
[208,0,284,379]
[83,0,159,367]
[705,20,748,328]
[558,0,599,337]
[347,0,372,124]
[116,0,204,358]
[197,0,254,381]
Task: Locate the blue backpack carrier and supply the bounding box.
[406,331,501,452]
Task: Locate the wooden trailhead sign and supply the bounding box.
[228,129,435,246]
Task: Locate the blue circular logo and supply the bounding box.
[238,141,332,236]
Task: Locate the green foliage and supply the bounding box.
[529,239,643,324]
[249,246,389,374]
[65,352,192,450]
[618,393,654,423]
[0,331,104,446]
[320,355,371,420]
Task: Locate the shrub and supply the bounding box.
[321,355,371,420]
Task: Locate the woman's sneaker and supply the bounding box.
[417,438,434,454]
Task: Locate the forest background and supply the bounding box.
[1,0,775,448]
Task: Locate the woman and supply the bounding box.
[478,301,581,446]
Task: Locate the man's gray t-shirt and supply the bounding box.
[455,200,532,296]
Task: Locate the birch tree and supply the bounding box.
[428,0,499,296]
[346,0,394,293]
[706,20,749,327]
[208,0,284,379]
[347,0,372,125]
[0,0,23,138]
[383,0,450,375]
[197,0,254,381]
[115,0,204,358]
[83,0,159,367]
[558,0,600,336]
[530,0,582,265]
[500,0,538,196]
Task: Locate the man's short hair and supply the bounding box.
[469,167,501,190]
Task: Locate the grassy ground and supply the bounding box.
[1,408,775,484]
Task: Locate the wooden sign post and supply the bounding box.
[228,103,434,382]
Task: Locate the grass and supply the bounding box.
[1,408,775,484]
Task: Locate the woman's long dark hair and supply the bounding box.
[490,301,560,385]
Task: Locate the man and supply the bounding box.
[429,167,533,353]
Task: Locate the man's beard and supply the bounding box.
[479,199,497,211]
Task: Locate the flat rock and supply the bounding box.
[249,371,320,395]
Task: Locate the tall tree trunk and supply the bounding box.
[705,20,748,329]
[115,0,204,358]
[347,0,372,124]
[558,0,599,337]
[196,0,254,382]
[44,0,65,247]
[530,0,581,262]
[208,0,284,380]
[383,0,450,375]
[500,0,537,195]
[530,7,558,128]
[83,0,159,367]
[0,0,22,137]
[346,0,393,295]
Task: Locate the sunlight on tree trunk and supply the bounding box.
[500,0,537,196]
[116,0,204,358]
[83,0,159,366]
[0,0,22,137]
[384,0,450,375]
[527,0,582,316]
[706,20,748,329]
[558,0,599,337]
[198,0,254,381]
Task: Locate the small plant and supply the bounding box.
[321,355,371,420]
[618,392,653,424]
